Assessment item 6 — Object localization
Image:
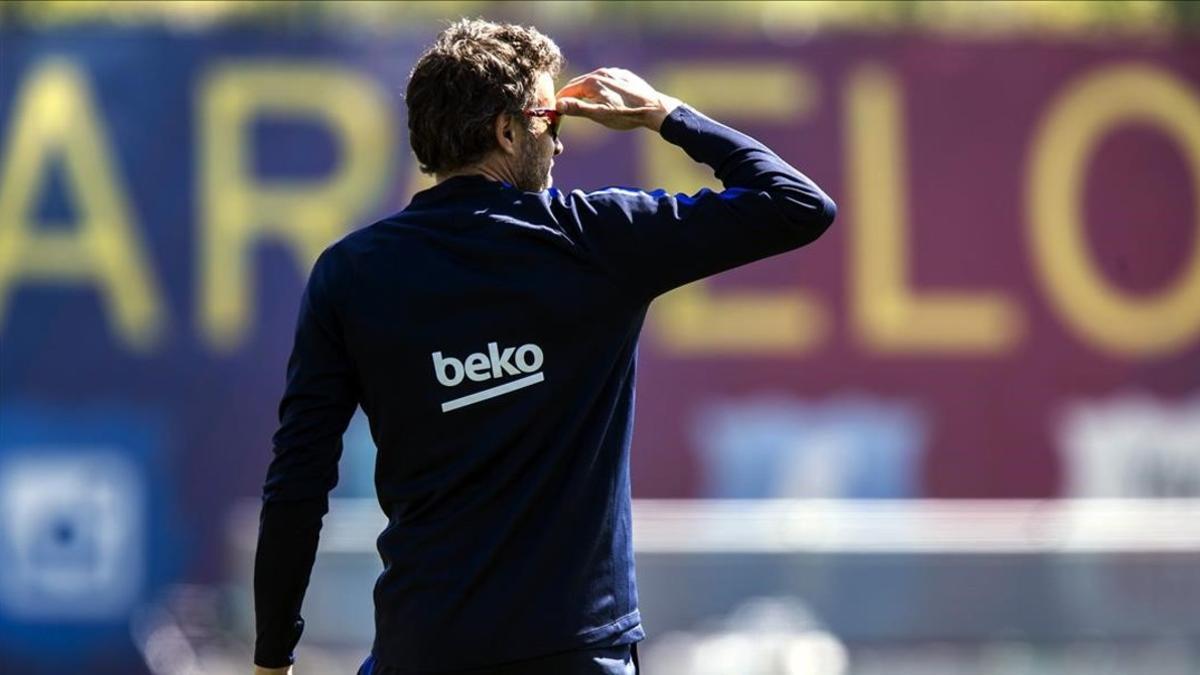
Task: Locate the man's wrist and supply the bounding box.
[646,95,684,131]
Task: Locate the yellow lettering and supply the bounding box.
[645,62,827,355]
[846,65,1023,354]
[649,62,820,195]
[1028,64,1200,357]
[198,62,392,351]
[652,282,828,354]
[0,60,164,352]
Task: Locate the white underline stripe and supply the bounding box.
[440,372,545,412]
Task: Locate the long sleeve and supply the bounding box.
[551,104,836,300]
[253,247,360,667]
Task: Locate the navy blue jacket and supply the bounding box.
[254,105,836,673]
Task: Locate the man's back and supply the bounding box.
[327,176,649,669]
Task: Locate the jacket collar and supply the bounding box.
[408,174,514,207]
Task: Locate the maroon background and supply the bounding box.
[546,36,1200,498]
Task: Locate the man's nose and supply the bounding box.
[553,136,564,156]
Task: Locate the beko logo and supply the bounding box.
[432,341,545,412]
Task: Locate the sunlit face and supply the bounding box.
[513,71,563,192]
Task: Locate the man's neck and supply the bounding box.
[436,163,506,186]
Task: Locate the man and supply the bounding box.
[254,18,835,675]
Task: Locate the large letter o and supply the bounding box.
[1028,64,1200,357]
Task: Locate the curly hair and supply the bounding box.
[406,18,564,175]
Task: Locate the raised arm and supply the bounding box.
[254,247,359,673]
[552,68,836,300]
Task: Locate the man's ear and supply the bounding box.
[494,113,518,156]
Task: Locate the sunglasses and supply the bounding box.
[523,107,562,139]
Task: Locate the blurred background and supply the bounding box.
[1,1,1199,673]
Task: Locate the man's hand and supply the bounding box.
[555,68,683,131]
[254,666,292,675]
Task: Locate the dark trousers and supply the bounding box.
[358,642,640,675]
